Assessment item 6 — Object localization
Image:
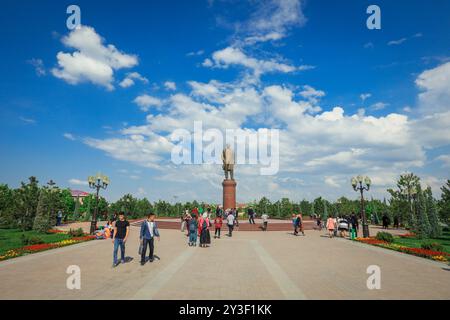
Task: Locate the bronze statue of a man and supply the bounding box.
[221,144,235,180]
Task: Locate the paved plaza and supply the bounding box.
[0,223,449,300]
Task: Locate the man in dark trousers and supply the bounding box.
[248,207,255,224]
[140,213,160,265]
[112,212,129,268]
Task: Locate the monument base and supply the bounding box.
[222,179,237,210]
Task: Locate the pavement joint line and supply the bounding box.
[131,248,195,300]
[251,239,307,300]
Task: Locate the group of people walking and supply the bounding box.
[323,213,359,238]
[109,212,161,268]
[107,208,368,268]
[181,206,246,247]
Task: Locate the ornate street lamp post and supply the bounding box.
[88,173,109,235]
[351,175,371,238]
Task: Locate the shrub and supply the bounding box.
[421,241,444,252]
[21,234,44,245]
[375,231,394,243]
[68,228,85,237]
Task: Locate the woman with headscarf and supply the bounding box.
[198,211,211,248]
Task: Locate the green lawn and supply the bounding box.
[393,231,450,254]
[0,229,71,255]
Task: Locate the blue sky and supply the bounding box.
[0,0,449,203]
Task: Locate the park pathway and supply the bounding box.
[0,226,449,300]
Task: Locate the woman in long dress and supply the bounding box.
[198,213,211,248]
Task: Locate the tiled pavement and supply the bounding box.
[0,225,448,300]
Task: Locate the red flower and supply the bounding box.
[22,243,57,251]
[400,247,449,257]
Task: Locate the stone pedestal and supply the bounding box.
[222,179,237,210]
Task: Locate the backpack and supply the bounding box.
[189,220,197,231]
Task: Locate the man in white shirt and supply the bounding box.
[226,212,235,237]
[261,213,269,231]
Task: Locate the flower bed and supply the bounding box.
[0,232,95,261]
[355,237,449,262]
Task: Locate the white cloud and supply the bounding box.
[63,133,76,141]
[360,93,371,101]
[403,106,412,113]
[84,133,173,170]
[324,176,341,188]
[204,46,311,78]
[69,179,88,186]
[299,85,325,104]
[52,25,138,90]
[19,117,36,124]
[119,72,148,88]
[27,58,46,76]
[137,187,147,196]
[388,38,407,46]
[187,50,204,57]
[436,155,450,168]
[370,102,389,111]
[133,94,163,112]
[416,61,450,114]
[164,81,177,91]
[243,0,306,38]
[244,32,285,45]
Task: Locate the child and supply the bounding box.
[188,215,198,246]
[326,215,335,238]
[214,214,223,239]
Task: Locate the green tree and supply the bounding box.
[33,188,52,233]
[299,199,312,216]
[438,180,450,225]
[313,197,324,217]
[135,198,153,217]
[59,189,75,219]
[424,186,441,238]
[387,173,421,229]
[415,186,431,239]
[15,177,41,230]
[280,198,293,218]
[0,184,15,228]
[73,199,81,221]
[80,194,108,221]
[256,197,271,216]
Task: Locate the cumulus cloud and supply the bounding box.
[204,46,312,78]
[52,25,138,90]
[119,72,148,88]
[416,61,450,114]
[63,133,76,141]
[242,0,306,43]
[133,94,163,112]
[164,81,177,91]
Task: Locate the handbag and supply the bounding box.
[138,242,143,255]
